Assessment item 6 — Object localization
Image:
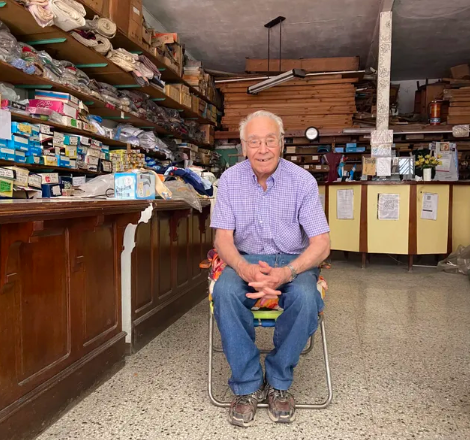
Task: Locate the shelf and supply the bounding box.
[71,0,221,110]
[0,159,105,176]
[9,112,127,147]
[0,0,215,125]
[0,62,212,148]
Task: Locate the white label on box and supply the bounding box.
[291,156,297,161]
[73,176,86,186]
[102,161,112,172]
[13,135,28,145]
[90,139,102,148]
[1,148,14,155]
[12,169,29,186]
[0,168,15,180]
[315,165,322,170]
[286,147,296,154]
[87,148,102,159]
[304,165,310,169]
[28,174,42,189]
[40,173,60,184]
[39,124,53,135]
[312,156,319,161]
[52,185,61,196]
[80,136,91,146]
[86,156,100,165]
[15,151,26,158]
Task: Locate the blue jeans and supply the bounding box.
[212,254,323,395]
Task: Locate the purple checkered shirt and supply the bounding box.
[210,158,330,255]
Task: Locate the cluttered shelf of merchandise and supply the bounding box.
[0,0,219,125]
[75,0,222,110]
[0,60,214,149]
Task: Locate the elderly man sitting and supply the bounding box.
[210,110,330,427]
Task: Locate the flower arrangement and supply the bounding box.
[415,154,442,169]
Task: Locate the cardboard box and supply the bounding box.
[153,33,179,45]
[451,64,470,79]
[81,0,105,15]
[108,0,142,42]
[143,27,153,45]
[34,90,80,107]
[6,166,29,187]
[191,95,200,113]
[164,84,181,102]
[28,100,78,119]
[114,172,156,200]
[40,173,60,184]
[0,178,13,198]
[200,124,215,144]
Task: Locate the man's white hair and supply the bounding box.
[239,110,285,140]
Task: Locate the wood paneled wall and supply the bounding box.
[0,210,140,440]
[131,205,213,351]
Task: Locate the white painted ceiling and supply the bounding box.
[144,0,470,80]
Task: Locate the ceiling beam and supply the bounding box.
[366,0,395,69]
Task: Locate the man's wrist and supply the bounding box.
[285,264,298,282]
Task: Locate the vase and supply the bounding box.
[423,168,432,181]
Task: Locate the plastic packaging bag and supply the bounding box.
[78,174,115,198]
[437,245,470,275]
[164,180,202,212]
[0,82,19,101]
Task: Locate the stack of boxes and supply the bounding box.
[28,91,84,129]
[0,120,113,173]
[164,84,192,108]
[151,33,183,77]
[199,124,215,145]
[110,149,146,172]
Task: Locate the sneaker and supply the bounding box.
[267,386,296,423]
[228,386,267,427]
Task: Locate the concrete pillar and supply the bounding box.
[376,10,393,132]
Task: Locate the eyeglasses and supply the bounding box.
[242,135,282,149]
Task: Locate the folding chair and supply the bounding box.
[207,279,333,409]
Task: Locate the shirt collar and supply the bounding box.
[250,158,283,186]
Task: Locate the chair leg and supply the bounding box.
[208,310,230,407]
[295,315,333,409]
[208,310,333,409]
[301,334,314,355]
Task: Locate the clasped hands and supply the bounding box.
[237,260,291,302]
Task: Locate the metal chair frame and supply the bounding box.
[208,304,333,409]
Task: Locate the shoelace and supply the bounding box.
[270,388,289,401]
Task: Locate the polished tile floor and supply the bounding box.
[37,261,470,440]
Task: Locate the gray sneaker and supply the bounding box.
[267,386,296,423]
[228,386,267,427]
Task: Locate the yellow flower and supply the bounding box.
[425,154,431,159]
[438,161,442,165]
[437,154,442,159]
[425,160,429,164]
[419,158,425,163]
[415,161,420,166]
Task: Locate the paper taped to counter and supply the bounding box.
[337,189,354,220]
[378,193,399,220]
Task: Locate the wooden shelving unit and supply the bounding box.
[0,0,216,125]
[0,159,103,175]
[0,61,211,148]
[75,0,221,110]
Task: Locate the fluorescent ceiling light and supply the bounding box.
[247,69,306,95]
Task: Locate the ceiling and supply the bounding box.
[144,0,470,80]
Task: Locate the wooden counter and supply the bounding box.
[126,200,213,351]
[0,199,150,440]
[319,181,470,269]
[0,198,214,439]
